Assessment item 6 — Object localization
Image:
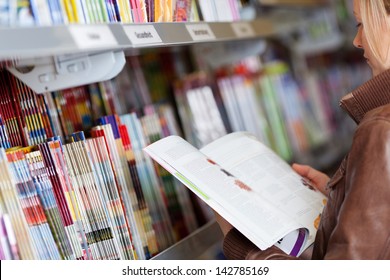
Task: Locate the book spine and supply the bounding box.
[7,73,29,147]
[58,0,70,23]
[122,113,176,251]
[144,0,154,22]
[111,0,121,21]
[0,0,10,25]
[174,0,190,22]
[29,0,53,25]
[62,0,77,22]
[258,74,292,160]
[47,0,65,24]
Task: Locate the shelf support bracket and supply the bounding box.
[7,51,125,94]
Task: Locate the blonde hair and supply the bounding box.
[359,0,390,63]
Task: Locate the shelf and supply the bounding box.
[0,18,303,61]
[152,220,223,260]
[258,0,328,6]
[292,32,345,56]
[0,18,308,93]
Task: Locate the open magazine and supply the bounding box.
[144,132,326,256]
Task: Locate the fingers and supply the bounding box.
[292,163,330,196]
[292,163,325,182]
[292,163,313,179]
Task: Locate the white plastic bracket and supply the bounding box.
[7,50,126,94]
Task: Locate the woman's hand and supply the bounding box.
[214,211,233,236]
[292,163,330,196]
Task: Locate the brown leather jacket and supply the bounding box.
[223,69,390,260]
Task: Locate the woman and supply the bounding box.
[216,0,390,259]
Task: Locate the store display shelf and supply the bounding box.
[0,19,280,61]
[152,220,223,260]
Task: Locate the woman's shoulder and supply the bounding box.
[360,103,390,126]
[352,104,390,147]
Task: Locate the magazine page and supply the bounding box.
[144,134,314,253]
[200,132,326,249]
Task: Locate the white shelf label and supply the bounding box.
[231,22,255,38]
[186,24,216,41]
[69,25,118,49]
[124,25,162,45]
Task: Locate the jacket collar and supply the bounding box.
[340,69,390,124]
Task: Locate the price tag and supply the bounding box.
[186,24,216,41]
[124,25,163,45]
[231,22,255,38]
[69,25,118,49]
